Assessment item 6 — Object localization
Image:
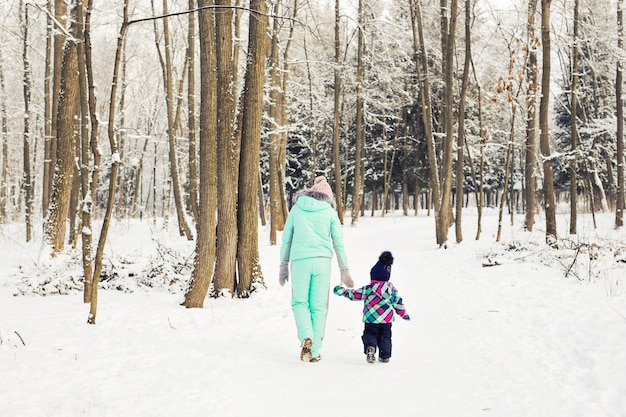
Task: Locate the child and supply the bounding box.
[333,251,410,363]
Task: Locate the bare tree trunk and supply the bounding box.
[525,0,539,232]
[154,0,193,240]
[182,0,218,308]
[497,111,515,242]
[268,1,283,245]
[569,0,580,234]
[20,0,34,242]
[82,0,100,303]
[616,0,625,227]
[304,36,317,182]
[43,1,80,255]
[115,47,127,219]
[352,0,364,225]
[76,0,93,302]
[0,50,7,223]
[333,0,344,221]
[455,0,471,243]
[278,0,297,223]
[43,0,53,219]
[540,0,557,244]
[237,0,269,297]
[187,0,199,222]
[46,0,67,219]
[87,0,129,323]
[411,0,441,240]
[214,0,239,296]
[476,120,486,240]
[438,0,458,247]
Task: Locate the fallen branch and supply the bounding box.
[14,331,25,346]
[482,258,500,267]
[606,301,626,321]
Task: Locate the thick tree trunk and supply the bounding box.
[438,0,457,247]
[237,0,269,297]
[182,0,218,308]
[46,0,67,219]
[44,2,80,255]
[214,0,239,296]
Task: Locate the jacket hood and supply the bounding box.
[295,190,336,210]
[371,280,393,299]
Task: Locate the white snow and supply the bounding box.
[1,208,626,417]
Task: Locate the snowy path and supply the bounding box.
[1,213,626,416]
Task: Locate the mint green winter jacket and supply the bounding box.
[279,191,348,269]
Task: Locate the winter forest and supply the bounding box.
[1,0,626,322]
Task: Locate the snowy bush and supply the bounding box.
[13,243,192,296]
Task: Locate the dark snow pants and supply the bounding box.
[362,322,392,360]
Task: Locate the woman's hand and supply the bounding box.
[340,269,354,288]
[279,262,289,286]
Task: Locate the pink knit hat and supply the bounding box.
[310,176,333,198]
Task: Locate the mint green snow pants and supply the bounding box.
[291,257,331,358]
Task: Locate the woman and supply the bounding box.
[279,176,353,362]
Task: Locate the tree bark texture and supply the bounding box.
[44,2,79,255]
[237,0,269,297]
[182,0,218,308]
[214,0,239,296]
[540,0,557,244]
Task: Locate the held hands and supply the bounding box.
[340,268,354,288]
[279,262,289,286]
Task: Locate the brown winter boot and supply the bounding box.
[300,338,313,362]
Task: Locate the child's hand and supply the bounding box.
[401,313,411,321]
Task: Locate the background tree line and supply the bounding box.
[0,0,625,318]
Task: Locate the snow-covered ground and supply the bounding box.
[1,208,625,417]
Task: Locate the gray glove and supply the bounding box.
[340,268,354,288]
[279,262,289,286]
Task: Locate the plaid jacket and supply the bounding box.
[334,281,410,323]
